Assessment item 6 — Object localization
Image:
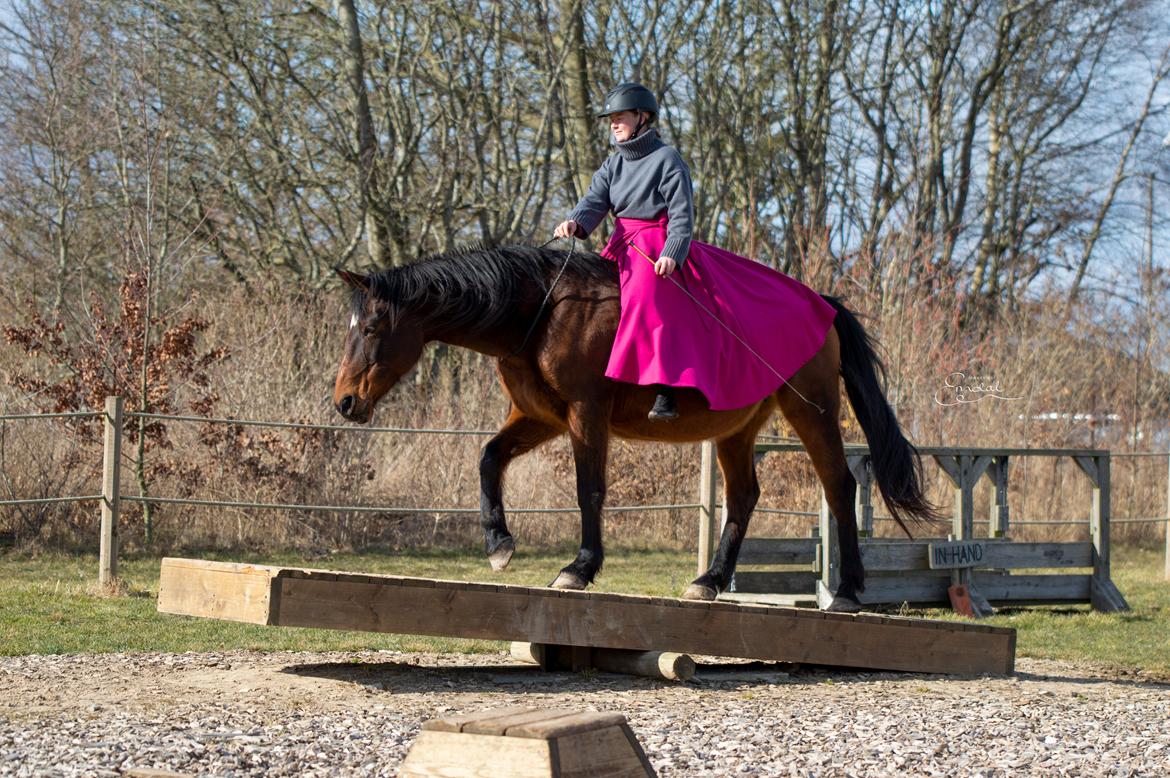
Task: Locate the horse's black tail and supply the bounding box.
[821,295,942,536]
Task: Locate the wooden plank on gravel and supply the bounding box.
[554,724,656,778]
[398,730,553,778]
[423,706,539,733]
[462,709,580,736]
[157,558,1016,676]
[506,712,629,740]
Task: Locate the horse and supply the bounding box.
[332,244,937,612]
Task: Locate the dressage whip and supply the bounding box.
[626,241,826,415]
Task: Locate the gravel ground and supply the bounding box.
[1,650,1168,776]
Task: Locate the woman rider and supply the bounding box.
[555,82,838,422]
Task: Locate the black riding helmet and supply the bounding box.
[596,82,658,120]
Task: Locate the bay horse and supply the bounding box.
[333,244,936,612]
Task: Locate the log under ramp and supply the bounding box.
[157,558,1015,676]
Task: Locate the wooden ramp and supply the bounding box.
[157,558,1015,676]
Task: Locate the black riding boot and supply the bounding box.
[647,386,678,421]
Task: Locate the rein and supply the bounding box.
[507,236,576,358]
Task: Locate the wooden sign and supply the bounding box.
[928,540,987,569]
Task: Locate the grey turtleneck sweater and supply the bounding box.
[568,129,695,265]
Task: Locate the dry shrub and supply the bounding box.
[0,419,99,549]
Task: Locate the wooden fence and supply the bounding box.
[719,444,1137,614]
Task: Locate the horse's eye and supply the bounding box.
[362,325,376,337]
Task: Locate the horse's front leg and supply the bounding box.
[684,431,761,600]
[550,401,611,590]
[480,408,560,571]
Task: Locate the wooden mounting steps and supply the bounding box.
[157,558,1016,676]
[399,707,656,777]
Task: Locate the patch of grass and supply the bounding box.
[0,546,692,656]
[2,546,1166,678]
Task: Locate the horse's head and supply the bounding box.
[333,269,425,423]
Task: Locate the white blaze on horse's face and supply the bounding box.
[349,313,358,330]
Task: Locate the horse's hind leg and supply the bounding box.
[777,372,866,613]
[684,422,764,600]
[480,407,560,571]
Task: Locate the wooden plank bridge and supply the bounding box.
[157,558,1016,677]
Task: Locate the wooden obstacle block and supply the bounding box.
[157,558,1016,676]
[509,642,696,681]
[399,707,656,778]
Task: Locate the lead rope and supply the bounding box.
[627,241,826,415]
[508,236,576,358]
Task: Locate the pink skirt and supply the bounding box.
[601,215,837,411]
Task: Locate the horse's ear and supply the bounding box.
[335,268,370,292]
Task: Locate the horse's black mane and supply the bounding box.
[352,243,616,333]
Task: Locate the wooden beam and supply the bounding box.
[729,570,818,593]
[99,396,124,587]
[158,558,1016,676]
[157,558,277,625]
[511,642,695,682]
[756,443,1110,458]
[847,454,874,537]
[857,541,1092,572]
[735,538,818,566]
[823,571,1099,608]
[403,708,657,778]
[986,456,1010,537]
[817,491,838,609]
[1081,454,1130,612]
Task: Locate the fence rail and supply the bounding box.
[126,410,496,436]
[2,398,1169,585]
[0,411,101,421]
[121,494,700,515]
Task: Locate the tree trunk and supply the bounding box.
[558,0,596,203]
[335,0,387,267]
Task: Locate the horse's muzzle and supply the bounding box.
[335,394,370,423]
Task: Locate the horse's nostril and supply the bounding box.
[338,395,355,416]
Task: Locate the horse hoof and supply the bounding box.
[682,583,717,601]
[488,538,514,572]
[549,571,588,590]
[826,595,863,614]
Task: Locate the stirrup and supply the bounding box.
[648,392,678,421]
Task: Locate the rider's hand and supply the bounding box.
[554,220,579,239]
[655,256,678,277]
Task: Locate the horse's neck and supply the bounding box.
[424,274,540,359]
[434,326,520,358]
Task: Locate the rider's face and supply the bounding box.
[609,110,644,142]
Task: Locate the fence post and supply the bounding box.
[697,440,718,575]
[1075,452,1129,611]
[100,396,123,587]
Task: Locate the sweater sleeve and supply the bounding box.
[659,153,694,266]
[567,157,612,238]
